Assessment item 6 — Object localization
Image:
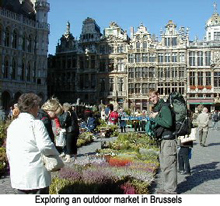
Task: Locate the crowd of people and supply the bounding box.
[3,91,218,195]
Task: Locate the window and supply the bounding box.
[142,53,148,62]
[172,37,177,46]
[4,57,9,78]
[197,51,203,66]
[142,67,147,78]
[142,83,148,94]
[21,59,25,81]
[136,42,140,49]
[198,71,203,86]
[27,62,31,81]
[206,72,211,86]
[149,67,155,78]
[165,53,171,62]
[135,67,141,78]
[109,78,114,92]
[117,59,124,72]
[80,56,84,70]
[135,54,141,62]
[205,51,211,66]
[143,41,147,48]
[91,74,96,88]
[165,67,170,78]
[108,59,114,71]
[91,55,95,69]
[214,32,220,40]
[99,59,106,72]
[128,68,134,78]
[179,52,185,63]
[28,35,32,52]
[22,34,26,51]
[158,67,163,79]
[0,25,2,45]
[189,72,195,86]
[165,38,171,46]
[5,27,10,47]
[12,30,18,49]
[100,78,105,92]
[135,83,140,94]
[172,67,178,78]
[158,53,163,63]
[117,45,123,53]
[149,54,155,62]
[100,45,105,54]
[189,51,195,66]
[172,53,177,62]
[128,54,134,63]
[214,72,220,87]
[179,67,185,78]
[118,78,123,92]
[12,58,16,80]
[128,83,134,94]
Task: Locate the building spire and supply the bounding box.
[66,21,70,35]
[214,2,217,13]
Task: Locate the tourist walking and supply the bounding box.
[212,110,219,130]
[118,108,127,133]
[148,89,177,194]
[197,107,209,147]
[6,93,60,194]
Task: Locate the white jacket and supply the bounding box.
[6,113,59,190]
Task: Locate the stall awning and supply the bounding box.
[187,99,214,104]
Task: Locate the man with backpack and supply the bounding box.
[148,89,177,194]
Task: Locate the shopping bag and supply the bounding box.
[55,129,66,147]
[179,128,196,143]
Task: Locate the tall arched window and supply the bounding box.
[5,27,10,47]
[4,57,9,78]
[0,24,2,45]
[28,35,32,52]
[11,58,16,80]
[12,30,18,49]
[27,62,31,81]
[22,34,26,51]
[21,59,25,81]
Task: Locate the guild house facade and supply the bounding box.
[48,4,220,112]
[0,0,50,110]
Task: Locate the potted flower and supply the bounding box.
[190,85,196,90]
[197,85,204,90]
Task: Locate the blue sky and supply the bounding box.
[47,0,215,55]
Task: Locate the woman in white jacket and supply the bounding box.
[6,93,60,194]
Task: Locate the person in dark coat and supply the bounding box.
[59,103,79,162]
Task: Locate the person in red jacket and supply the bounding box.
[108,105,119,125]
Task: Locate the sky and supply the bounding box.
[47,0,216,55]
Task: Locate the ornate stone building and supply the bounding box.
[48,4,220,112]
[0,0,50,110]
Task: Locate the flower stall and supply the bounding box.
[50,132,160,194]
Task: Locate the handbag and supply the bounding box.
[179,128,197,143]
[31,123,64,172]
[55,129,66,147]
[42,154,64,172]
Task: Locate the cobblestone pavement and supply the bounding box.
[1,126,220,194]
[153,125,220,194]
